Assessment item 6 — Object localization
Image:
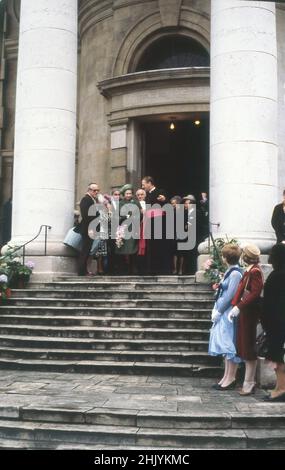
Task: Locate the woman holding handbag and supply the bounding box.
[228,245,264,395]
[261,243,285,402]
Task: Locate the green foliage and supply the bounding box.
[0,246,34,288]
[203,237,239,285]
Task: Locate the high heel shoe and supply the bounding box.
[212,383,223,390]
[218,380,236,391]
[238,382,256,396]
[263,391,285,402]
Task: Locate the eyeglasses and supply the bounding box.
[91,189,99,192]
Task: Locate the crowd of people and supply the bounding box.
[65,184,285,401]
[74,176,209,277]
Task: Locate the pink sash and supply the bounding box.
[138,208,165,256]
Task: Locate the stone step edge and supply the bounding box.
[0,305,212,312]
[0,418,249,438]
[0,438,187,450]
[0,325,209,333]
[0,346,213,357]
[1,418,285,449]
[51,276,196,281]
[0,358,222,377]
[2,407,284,428]
[0,334,209,344]
[14,287,212,292]
[4,299,214,304]
[0,314,211,323]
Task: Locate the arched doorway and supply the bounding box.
[99,33,210,202]
[133,35,210,201]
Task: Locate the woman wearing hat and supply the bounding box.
[228,244,264,395]
[115,184,141,274]
[208,244,243,390]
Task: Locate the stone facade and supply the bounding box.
[77,0,210,199]
[0,1,284,276]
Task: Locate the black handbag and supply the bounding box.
[255,330,269,358]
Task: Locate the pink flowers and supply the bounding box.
[204,259,213,270]
[25,261,35,270]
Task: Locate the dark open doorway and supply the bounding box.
[142,116,209,200]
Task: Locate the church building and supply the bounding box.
[0,0,284,277]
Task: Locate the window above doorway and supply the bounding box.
[136,35,210,72]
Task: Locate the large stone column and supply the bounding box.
[209,0,278,252]
[11,0,78,277]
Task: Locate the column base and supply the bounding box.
[195,254,272,284]
[198,236,276,255]
[26,255,77,282]
[256,359,276,389]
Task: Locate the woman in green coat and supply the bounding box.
[115,184,142,274]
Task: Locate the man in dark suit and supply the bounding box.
[77,183,100,276]
[271,190,285,244]
[142,176,171,275]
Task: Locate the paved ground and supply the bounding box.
[0,370,283,415]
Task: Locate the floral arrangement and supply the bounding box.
[115,224,126,249]
[0,274,11,301]
[0,246,35,289]
[203,237,239,289]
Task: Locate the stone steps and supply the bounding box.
[4,405,285,430]
[0,335,209,351]
[0,314,211,329]
[4,298,214,308]
[0,306,211,319]
[0,275,219,376]
[51,275,197,284]
[0,324,209,340]
[0,413,284,449]
[0,358,221,376]
[0,418,250,448]
[0,346,220,365]
[37,281,210,291]
[11,289,214,299]
[0,438,184,450]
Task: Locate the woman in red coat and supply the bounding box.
[228,245,264,395]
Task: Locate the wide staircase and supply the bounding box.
[0,276,285,449]
[0,403,285,450]
[0,275,221,376]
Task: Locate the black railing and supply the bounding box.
[208,222,221,262]
[5,225,51,264]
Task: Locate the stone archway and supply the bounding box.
[112,9,210,77]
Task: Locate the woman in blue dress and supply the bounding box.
[208,244,243,390]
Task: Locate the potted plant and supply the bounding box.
[0,274,11,303]
[8,260,35,288]
[0,247,35,289]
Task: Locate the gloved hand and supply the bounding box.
[211,308,221,323]
[228,306,240,323]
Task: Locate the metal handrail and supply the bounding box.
[4,225,51,264]
[208,222,221,263]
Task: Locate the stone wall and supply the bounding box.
[77,0,211,200]
[0,0,284,217]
